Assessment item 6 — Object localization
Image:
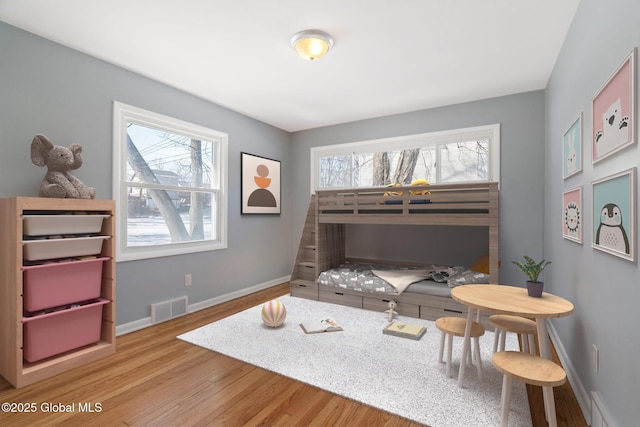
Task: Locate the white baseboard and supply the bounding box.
[591,391,614,427]
[116,317,152,336]
[115,275,290,336]
[547,320,591,425]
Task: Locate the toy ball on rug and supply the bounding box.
[261,299,287,327]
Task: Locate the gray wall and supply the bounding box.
[0,22,293,325]
[291,91,546,286]
[545,0,640,425]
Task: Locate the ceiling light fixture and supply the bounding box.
[290,30,334,61]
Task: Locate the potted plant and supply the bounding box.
[512,256,551,297]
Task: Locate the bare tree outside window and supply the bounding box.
[372,152,390,185]
[125,123,217,247]
[316,138,490,190]
[319,154,351,188]
[439,140,489,182]
[113,102,228,261]
[392,149,421,184]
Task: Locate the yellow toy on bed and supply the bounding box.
[382,180,430,204]
[383,183,403,196]
[409,179,430,195]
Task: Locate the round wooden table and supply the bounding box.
[450,284,574,387]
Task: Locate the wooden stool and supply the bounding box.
[493,351,566,427]
[489,314,537,354]
[435,317,485,379]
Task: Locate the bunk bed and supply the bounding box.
[290,181,499,325]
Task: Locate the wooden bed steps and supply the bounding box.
[298,261,316,267]
[290,196,320,300]
[296,262,317,282]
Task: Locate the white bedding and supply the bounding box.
[370,269,431,294]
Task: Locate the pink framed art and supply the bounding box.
[591,48,636,164]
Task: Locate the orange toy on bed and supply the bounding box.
[470,255,501,275]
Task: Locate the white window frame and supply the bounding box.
[310,124,500,192]
[113,101,228,262]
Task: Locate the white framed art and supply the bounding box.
[241,152,281,215]
[563,113,582,179]
[592,167,636,261]
[563,186,582,244]
[592,48,636,164]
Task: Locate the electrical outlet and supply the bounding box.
[592,344,599,374]
[184,273,192,287]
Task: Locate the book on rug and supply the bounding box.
[383,321,426,340]
[300,318,343,334]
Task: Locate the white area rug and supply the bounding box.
[178,295,529,427]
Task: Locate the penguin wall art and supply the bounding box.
[595,203,629,254]
[592,167,636,261]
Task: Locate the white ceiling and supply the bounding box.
[0,0,580,132]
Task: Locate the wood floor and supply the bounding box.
[0,283,587,426]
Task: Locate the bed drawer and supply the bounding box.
[420,306,466,321]
[319,290,363,308]
[290,280,318,300]
[363,297,420,318]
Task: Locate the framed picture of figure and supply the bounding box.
[241,152,281,214]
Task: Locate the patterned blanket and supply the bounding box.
[316,262,481,295]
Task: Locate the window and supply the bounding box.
[113,102,228,261]
[310,124,500,191]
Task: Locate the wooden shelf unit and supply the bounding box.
[0,197,116,388]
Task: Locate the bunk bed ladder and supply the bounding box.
[290,195,320,300]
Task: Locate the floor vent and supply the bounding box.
[151,296,188,324]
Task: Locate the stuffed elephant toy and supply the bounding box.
[30,134,96,199]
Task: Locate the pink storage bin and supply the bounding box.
[22,298,109,363]
[22,257,109,312]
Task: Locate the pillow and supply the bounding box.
[470,255,500,274]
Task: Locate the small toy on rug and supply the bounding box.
[384,300,398,322]
[261,299,287,327]
[30,134,96,199]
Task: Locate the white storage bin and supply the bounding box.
[22,236,110,261]
[22,214,109,236]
